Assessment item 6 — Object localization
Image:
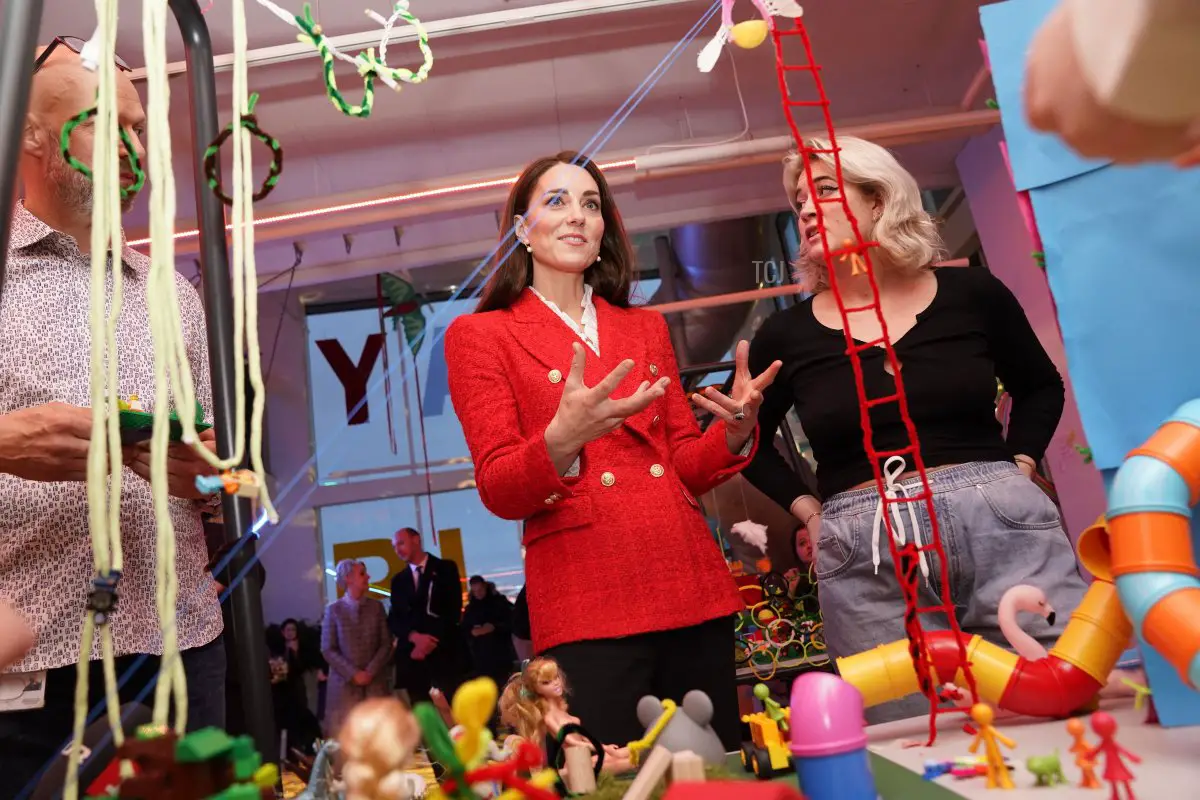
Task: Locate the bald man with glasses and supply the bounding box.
[0,43,227,791]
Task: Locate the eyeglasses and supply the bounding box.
[34,36,131,74]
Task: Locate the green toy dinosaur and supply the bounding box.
[1026,750,1067,786]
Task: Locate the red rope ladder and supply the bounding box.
[770,18,979,745]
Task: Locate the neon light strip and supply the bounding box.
[127,158,638,248]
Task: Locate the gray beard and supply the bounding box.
[45,150,137,216]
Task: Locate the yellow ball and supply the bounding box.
[731,20,769,49]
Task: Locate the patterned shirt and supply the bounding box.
[0,202,223,674]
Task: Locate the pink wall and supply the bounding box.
[956,128,1106,543]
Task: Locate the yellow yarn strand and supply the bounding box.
[155,0,277,528]
[164,0,277,522]
[68,1,125,796]
[143,0,189,731]
[234,0,277,524]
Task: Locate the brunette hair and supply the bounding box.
[475,151,635,313]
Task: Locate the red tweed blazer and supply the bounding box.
[444,289,752,652]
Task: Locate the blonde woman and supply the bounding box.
[743,136,1088,722]
[321,560,393,736]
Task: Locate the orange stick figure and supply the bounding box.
[1066,717,1101,789]
[840,238,866,276]
[968,703,1015,789]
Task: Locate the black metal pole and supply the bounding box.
[0,0,45,303]
[168,0,277,762]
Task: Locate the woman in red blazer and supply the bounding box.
[445,151,780,749]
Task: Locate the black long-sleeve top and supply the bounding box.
[744,266,1064,505]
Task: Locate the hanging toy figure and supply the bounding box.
[697,0,804,73]
[1066,717,1102,789]
[966,703,1015,789]
[1084,712,1140,800]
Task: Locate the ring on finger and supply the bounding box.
[733,405,746,422]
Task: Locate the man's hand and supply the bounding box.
[471,623,495,637]
[409,631,438,660]
[127,427,218,499]
[0,601,35,672]
[352,670,372,686]
[0,403,104,482]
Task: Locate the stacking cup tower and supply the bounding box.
[788,672,879,800]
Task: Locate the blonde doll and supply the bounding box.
[499,658,632,776]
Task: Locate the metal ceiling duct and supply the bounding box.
[650,216,768,368]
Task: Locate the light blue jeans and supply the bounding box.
[815,460,1088,723]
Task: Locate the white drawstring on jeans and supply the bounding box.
[871,456,931,586]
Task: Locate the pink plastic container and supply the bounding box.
[788,672,869,757]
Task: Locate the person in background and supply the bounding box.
[461,577,517,693]
[204,534,266,738]
[266,619,324,755]
[511,585,533,663]
[444,151,780,748]
[321,560,392,737]
[388,528,465,707]
[0,42,225,790]
[1024,0,1200,165]
[743,136,1087,723]
[784,523,818,616]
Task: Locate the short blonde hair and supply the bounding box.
[782,136,946,293]
[335,559,363,591]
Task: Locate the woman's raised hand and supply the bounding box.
[545,342,669,457]
[689,340,782,451]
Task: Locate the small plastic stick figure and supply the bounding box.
[967,703,1015,789]
[1085,712,1140,800]
[753,683,789,733]
[1066,717,1101,789]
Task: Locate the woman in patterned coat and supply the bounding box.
[320,559,393,736]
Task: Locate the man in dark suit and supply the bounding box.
[387,527,465,708]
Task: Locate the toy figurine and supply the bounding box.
[193,468,262,499]
[697,0,805,72]
[499,657,633,778]
[1026,751,1067,786]
[1084,712,1140,800]
[1066,717,1102,789]
[967,703,1015,789]
[295,740,341,800]
[338,697,424,800]
[753,683,789,733]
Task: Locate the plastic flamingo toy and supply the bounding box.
[1066,717,1102,789]
[996,584,1056,661]
[1084,712,1140,800]
[967,704,1015,789]
[697,0,804,72]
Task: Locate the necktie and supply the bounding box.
[412,564,422,592]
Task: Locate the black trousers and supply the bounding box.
[395,646,464,709]
[543,615,739,752]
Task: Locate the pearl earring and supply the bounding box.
[526,243,532,253]
[595,255,601,263]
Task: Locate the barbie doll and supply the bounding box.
[500,657,633,776]
[337,697,424,800]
